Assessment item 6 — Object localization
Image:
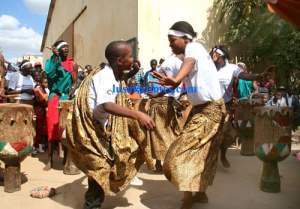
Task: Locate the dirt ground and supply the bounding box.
[0,147,300,209]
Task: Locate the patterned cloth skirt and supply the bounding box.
[163,99,225,192]
[147,97,178,160]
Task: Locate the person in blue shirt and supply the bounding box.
[144,59,163,97]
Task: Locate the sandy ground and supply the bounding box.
[0,147,300,209]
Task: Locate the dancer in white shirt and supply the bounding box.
[210,45,263,168]
[154,21,225,209]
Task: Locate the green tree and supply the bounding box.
[202,0,300,92]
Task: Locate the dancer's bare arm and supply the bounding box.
[102,102,155,129]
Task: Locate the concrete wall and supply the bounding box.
[74,0,138,67]
[138,0,214,71]
[42,0,87,63]
[43,0,214,69]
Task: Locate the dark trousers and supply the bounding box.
[83,178,105,209]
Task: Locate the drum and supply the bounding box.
[58,100,80,175]
[0,103,35,192]
[254,106,292,193]
[235,100,255,156]
[58,100,73,132]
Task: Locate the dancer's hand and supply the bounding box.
[68,86,76,99]
[132,60,141,71]
[52,47,59,56]
[135,111,155,130]
[152,71,178,87]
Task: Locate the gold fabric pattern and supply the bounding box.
[131,96,190,165]
[163,99,225,192]
[66,69,145,195]
[147,97,178,160]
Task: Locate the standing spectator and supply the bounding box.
[144,59,161,97]
[4,62,19,94]
[0,53,6,102]
[7,60,35,105]
[127,78,141,100]
[237,62,258,100]
[45,40,78,170]
[32,76,49,154]
[134,65,145,88]
[34,62,43,73]
[266,87,288,107]
[286,89,300,130]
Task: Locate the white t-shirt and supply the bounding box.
[217,62,242,103]
[5,71,19,88]
[8,72,35,100]
[183,42,222,105]
[287,95,293,107]
[159,55,183,98]
[88,65,118,128]
[266,96,287,107]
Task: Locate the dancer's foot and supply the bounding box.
[155,160,163,172]
[130,176,143,186]
[220,156,230,168]
[193,192,208,203]
[180,192,194,209]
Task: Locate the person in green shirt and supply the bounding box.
[237,62,257,100]
[44,40,78,170]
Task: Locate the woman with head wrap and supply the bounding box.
[154,21,225,209]
[210,45,264,168]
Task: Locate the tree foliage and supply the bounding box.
[202,0,300,92]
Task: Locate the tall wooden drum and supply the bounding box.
[58,100,80,175]
[0,103,35,192]
[235,100,255,156]
[58,100,73,135]
[254,106,292,193]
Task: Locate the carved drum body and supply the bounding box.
[58,100,80,175]
[235,100,255,156]
[58,100,73,135]
[0,103,35,192]
[254,106,292,193]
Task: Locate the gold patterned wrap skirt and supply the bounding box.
[163,99,225,192]
[66,69,145,196]
[147,96,179,161]
[131,96,190,168]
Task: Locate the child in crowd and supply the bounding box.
[33,76,49,154]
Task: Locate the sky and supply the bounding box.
[0,0,50,61]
